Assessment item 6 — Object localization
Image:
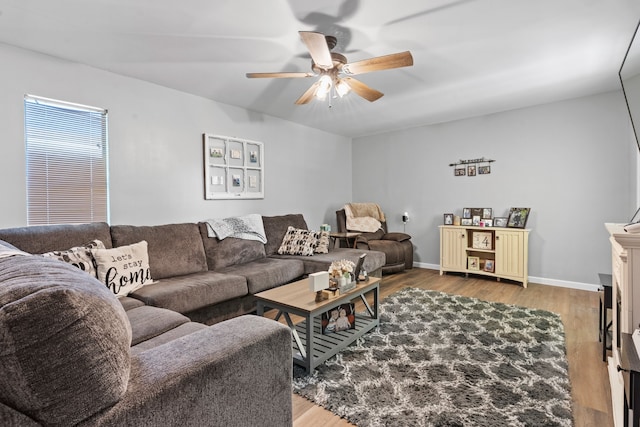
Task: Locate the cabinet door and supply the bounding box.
[441,227,467,271]
[495,230,525,279]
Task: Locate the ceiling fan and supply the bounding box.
[246,31,414,105]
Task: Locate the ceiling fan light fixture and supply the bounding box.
[247,31,413,105]
[315,75,332,99]
[335,79,351,98]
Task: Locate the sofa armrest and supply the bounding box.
[79,316,292,427]
[382,232,411,242]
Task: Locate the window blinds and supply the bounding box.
[24,95,109,225]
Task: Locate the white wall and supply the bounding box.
[0,43,351,230]
[352,91,636,287]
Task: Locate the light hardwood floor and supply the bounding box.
[289,268,613,427]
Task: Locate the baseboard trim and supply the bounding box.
[412,262,601,292]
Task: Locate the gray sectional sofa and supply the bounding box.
[0,213,385,426]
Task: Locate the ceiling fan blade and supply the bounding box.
[299,31,333,69]
[246,72,315,78]
[342,77,384,102]
[295,82,321,105]
[342,51,413,75]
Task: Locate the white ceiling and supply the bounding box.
[0,0,639,138]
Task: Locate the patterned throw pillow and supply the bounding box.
[277,226,318,256]
[41,240,106,278]
[91,240,155,297]
[315,230,330,254]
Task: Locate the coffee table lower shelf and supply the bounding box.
[291,315,379,369]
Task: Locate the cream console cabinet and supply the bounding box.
[439,225,530,288]
[606,223,640,426]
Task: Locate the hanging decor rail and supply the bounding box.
[448,157,495,167]
[449,157,495,177]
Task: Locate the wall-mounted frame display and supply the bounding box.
[449,157,495,177]
[203,134,264,199]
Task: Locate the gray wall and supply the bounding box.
[0,43,351,230]
[352,91,637,287]
[0,41,636,288]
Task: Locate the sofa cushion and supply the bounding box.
[41,239,105,278]
[217,258,305,294]
[0,255,131,426]
[272,248,386,276]
[92,240,155,297]
[0,222,113,253]
[110,223,208,280]
[131,322,208,355]
[277,226,317,256]
[126,306,191,346]
[198,222,266,270]
[129,271,248,314]
[262,214,308,256]
[119,296,146,311]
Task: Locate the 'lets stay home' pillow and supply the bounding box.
[92,240,155,297]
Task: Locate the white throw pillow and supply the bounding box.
[41,240,105,278]
[315,231,330,254]
[92,240,155,297]
[277,226,317,256]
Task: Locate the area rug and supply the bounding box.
[292,288,573,427]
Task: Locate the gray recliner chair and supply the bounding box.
[336,208,413,274]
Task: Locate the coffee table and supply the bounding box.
[255,277,380,372]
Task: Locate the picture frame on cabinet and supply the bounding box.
[507,208,531,228]
[468,256,480,270]
[472,231,493,250]
[482,208,492,219]
[494,217,508,228]
[471,208,483,218]
[443,213,454,225]
[481,219,493,227]
[461,218,473,226]
[463,208,471,219]
[483,259,495,272]
[472,215,481,226]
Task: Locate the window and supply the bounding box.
[24,95,109,225]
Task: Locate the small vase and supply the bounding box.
[338,276,347,288]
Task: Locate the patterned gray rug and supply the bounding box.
[292,288,573,427]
